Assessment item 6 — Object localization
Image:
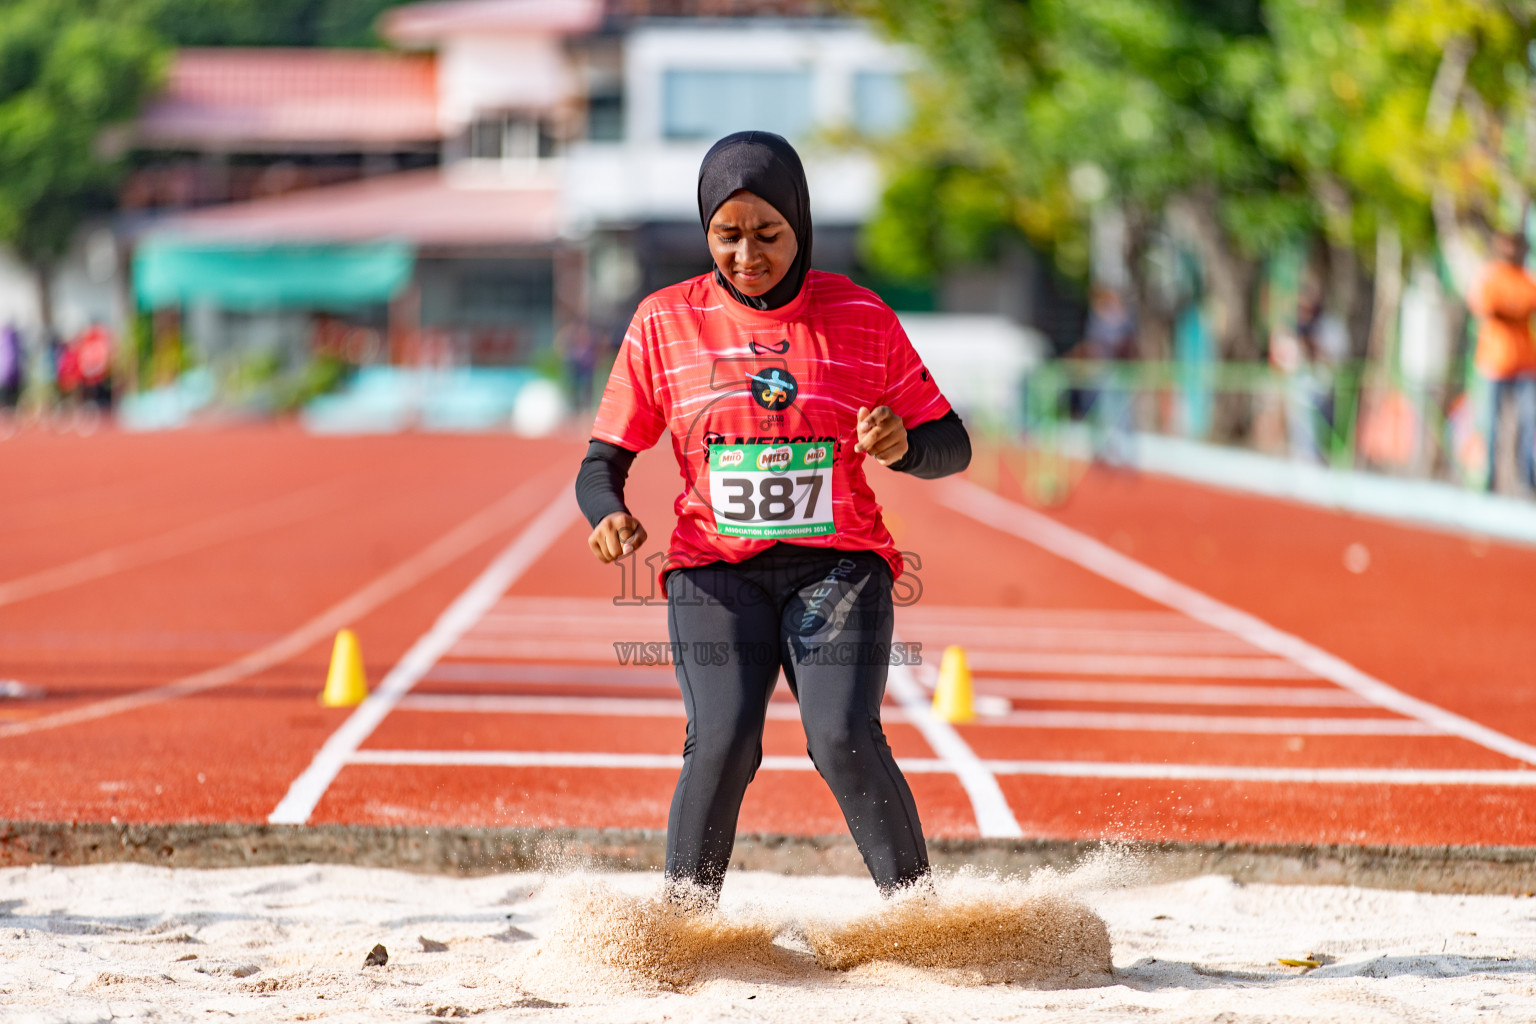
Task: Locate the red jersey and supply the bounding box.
[591,270,951,584]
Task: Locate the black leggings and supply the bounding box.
[663,544,929,897]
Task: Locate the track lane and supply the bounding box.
[7,430,1536,850]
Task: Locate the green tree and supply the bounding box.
[859,0,1536,375]
[1253,0,1533,369]
[146,0,414,48]
[856,0,1309,363]
[0,0,164,330]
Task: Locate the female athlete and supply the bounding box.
[575,131,971,901]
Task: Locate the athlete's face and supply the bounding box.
[707,191,798,297]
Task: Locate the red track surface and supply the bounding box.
[4,426,1536,849]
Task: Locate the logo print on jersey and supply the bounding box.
[756,445,793,472]
[749,338,791,355]
[747,367,798,411]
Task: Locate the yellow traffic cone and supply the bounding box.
[931,645,975,723]
[319,629,369,707]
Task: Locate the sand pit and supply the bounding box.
[2,861,1534,1022]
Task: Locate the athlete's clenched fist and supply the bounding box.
[589,511,648,563]
[854,405,909,467]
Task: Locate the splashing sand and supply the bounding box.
[546,878,789,989]
[802,871,1112,985]
[548,859,1126,991]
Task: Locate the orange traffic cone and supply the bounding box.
[931,645,975,723]
[319,629,369,707]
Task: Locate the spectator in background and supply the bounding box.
[1469,231,1536,492]
[73,321,114,409]
[555,317,606,416]
[53,331,79,403]
[0,322,22,410]
[1072,286,1138,466]
[1273,285,1342,464]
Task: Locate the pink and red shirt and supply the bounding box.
[591,269,951,583]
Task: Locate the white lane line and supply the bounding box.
[0,480,346,610]
[398,693,801,719]
[442,642,1314,677]
[976,710,1437,735]
[345,749,1536,787]
[267,487,579,824]
[483,598,1208,629]
[964,651,1316,678]
[350,749,788,770]
[394,694,1405,735]
[486,595,670,613]
[473,610,668,628]
[979,761,1536,786]
[426,663,677,685]
[901,608,1201,627]
[940,478,1536,766]
[884,626,1263,655]
[0,469,569,741]
[969,680,1373,707]
[462,621,1264,655]
[449,639,641,660]
[886,639,1023,838]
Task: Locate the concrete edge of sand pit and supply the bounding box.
[2,820,1534,894]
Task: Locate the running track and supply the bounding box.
[4,427,1536,848]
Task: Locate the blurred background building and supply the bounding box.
[0,0,1054,432]
[4,0,1534,500]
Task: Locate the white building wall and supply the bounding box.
[437,33,581,132]
[562,20,913,234]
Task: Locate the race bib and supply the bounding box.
[708,441,835,538]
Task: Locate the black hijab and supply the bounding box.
[696,131,813,311]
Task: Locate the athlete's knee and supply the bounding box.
[804,714,886,776]
[685,719,765,778]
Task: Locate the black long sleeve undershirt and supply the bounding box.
[576,439,639,528]
[886,408,971,479]
[574,410,973,528]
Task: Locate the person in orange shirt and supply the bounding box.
[1470,232,1536,491]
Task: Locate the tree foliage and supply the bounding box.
[855,0,1536,357]
[0,0,165,321]
[146,0,414,48]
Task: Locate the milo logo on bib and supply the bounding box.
[756,445,793,472]
[708,441,836,539]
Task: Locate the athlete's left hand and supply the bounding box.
[854,405,908,467]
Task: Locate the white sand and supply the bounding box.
[1,860,1534,1023]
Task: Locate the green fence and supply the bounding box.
[992,360,1477,507]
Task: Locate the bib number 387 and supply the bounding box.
[709,442,835,539]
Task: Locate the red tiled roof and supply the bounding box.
[603,0,835,17]
[381,0,831,42]
[383,0,604,43]
[137,49,440,151]
[148,168,561,248]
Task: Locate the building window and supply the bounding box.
[468,113,558,161]
[661,69,813,142]
[852,71,910,137]
[587,92,624,142]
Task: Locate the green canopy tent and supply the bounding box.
[134,239,415,310]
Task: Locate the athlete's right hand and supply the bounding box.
[589,511,648,563]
